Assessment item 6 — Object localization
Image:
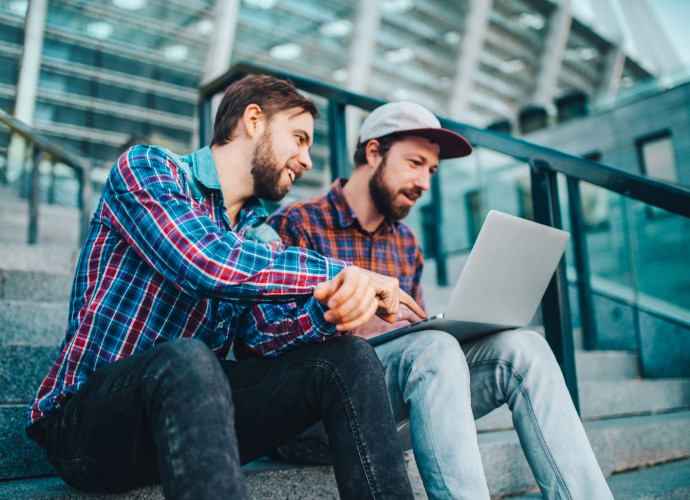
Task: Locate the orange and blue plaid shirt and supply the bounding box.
[268,179,425,307]
[27,145,348,428]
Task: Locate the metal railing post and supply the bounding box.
[1,108,92,246]
[28,144,41,244]
[78,166,92,244]
[430,174,448,286]
[48,160,56,204]
[327,100,349,180]
[567,178,599,350]
[530,159,580,412]
[198,93,213,148]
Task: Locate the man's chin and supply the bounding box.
[266,188,291,202]
[390,205,411,220]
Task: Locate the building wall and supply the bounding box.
[525,82,690,187]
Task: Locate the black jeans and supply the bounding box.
[40,336,413,499]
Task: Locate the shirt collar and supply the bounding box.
[184,146,221,190]
[182,146,269,225]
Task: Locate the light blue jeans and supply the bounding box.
[374,329,613,500]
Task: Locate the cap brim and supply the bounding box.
[390,128,473,159]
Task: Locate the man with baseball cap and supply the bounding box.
[257,101,613,499]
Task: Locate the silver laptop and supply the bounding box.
[369,210,570,346]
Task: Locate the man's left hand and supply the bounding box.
[352,304,425,340]
[313,267,426,332]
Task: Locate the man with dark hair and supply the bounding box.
[26,76,420,499]
[267,101,613,499]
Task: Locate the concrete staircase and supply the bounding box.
[1,189,689,499]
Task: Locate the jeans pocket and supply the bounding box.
[50,455,127,492]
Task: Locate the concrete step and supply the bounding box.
[0,243,79,274]
[0,301,67,345]
[581,378,690,419]
[477,411,690,497]
[0,405,56,481]
[0,270,73,303]
[506,457,690,499]
[0,186,81,247]
[1,412,688,499]
[0,243,77,303]
[475,376,690,432]
[0,461,341,500]
[575,349,640,380]
[0,345,60,402]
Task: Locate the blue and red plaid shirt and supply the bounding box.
[268,179,425,307]
[27,145,348,427]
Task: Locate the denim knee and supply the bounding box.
[487,329,562,379]
[407,330,466,372]
[317,335,382,377]
[149,338,227,390]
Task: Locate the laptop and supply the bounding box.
[368,210,570,346]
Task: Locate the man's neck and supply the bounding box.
[342,171,384,233]
[211,143,254,227]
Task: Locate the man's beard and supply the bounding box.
[368,158,419,220]
[250,129,289,202]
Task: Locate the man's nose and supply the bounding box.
[299,148,312,170]
[415,169,432,191]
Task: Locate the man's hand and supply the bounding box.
[361,269,426,324]
[313,267,426,332]
[353,304,426,340]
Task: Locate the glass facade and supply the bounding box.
[1,0,658,181]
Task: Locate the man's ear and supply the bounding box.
[240,103,265,139]
[365,139,382,168]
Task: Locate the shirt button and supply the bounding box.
[217,321,224,329]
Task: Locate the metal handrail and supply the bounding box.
[199,63,690,220]
[0,108,92,244]
[200,63,690,412]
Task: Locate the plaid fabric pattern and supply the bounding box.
[268,179,425,307]
[27,145,347,426]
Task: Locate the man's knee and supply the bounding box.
[492,329,561,375]
[403,330,467,375]
[318,335,381,373]
[149,338,225,386]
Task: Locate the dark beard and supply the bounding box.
[250,129,288,202]
[368,158,416,220]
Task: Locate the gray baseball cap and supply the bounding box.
[357,101,473,159]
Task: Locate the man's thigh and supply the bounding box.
[42,346,170,490]
[225,335,376,464]
[461,328,550,418]
[42,338,230,492]
[374,329,462,422]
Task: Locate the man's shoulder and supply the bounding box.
[123,143,175,157]
[106,145,196,194]
[115,144,182,170]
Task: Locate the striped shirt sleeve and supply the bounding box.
[101,146,348,302]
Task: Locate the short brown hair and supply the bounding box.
[211,74,319,147]
[352,134,406,167]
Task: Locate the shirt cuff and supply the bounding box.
[324,256,351,281]
[305,297,342,338]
